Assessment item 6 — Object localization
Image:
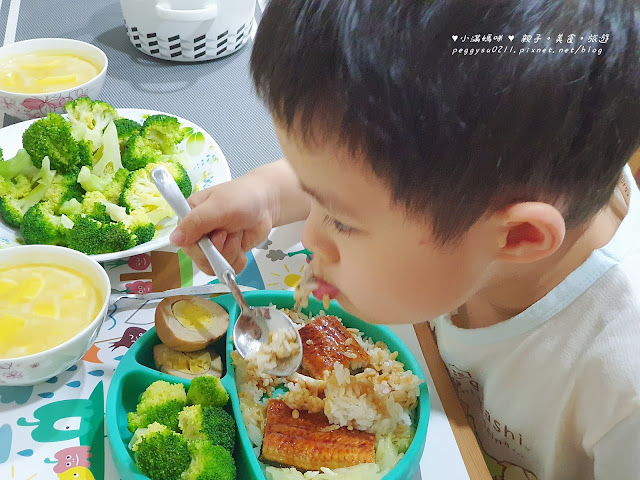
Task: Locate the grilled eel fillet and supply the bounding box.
[261,399,376,471]
[298,315,370,379]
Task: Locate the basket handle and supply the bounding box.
[155,3,218,21]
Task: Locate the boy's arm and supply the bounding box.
[593,411,640,479]
[258,157,311,226]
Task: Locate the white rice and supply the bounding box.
[245,328,301,374]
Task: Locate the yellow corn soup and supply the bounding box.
[0,264,102,358]
[0,50,101,93]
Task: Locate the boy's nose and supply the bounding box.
[302,208,340,265]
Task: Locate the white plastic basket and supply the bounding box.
[119,0,256,62]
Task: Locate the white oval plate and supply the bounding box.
[0,108,232,262]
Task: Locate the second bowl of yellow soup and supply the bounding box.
[0,245,110,385]
[0,38,107,120]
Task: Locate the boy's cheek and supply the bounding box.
[338,267,458,324]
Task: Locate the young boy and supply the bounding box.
[170,1,640,478]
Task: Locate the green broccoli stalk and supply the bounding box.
[22,113,89,174]
[64,97,118,150]
[128,381,188,433]
[146,159,192,198]
[67,216,137,255]
[59,198,82,216]
[114,118,141,153]
[77,166,128,204]
[0,157,55,227]
[181,440,236,480]
[178,405,236,454]
[92,121,124,176]
[186,376,229,408]
[120,169,174,223]
[20,202,68,245]
[0,149,37,180]
[129,422,191,480]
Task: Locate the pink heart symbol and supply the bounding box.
[452,35,458,42]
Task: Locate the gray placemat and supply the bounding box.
[0,0,12,47]
[8,0,282,178]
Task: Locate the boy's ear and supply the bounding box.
[493,202,566,263]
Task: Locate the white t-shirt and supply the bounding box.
[431,166,640,480]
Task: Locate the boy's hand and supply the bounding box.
[169,174,275,274]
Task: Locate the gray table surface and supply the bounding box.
[4,0,283,179]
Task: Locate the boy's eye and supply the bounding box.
[323,214,354,236]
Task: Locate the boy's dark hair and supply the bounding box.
[251,0,640,242]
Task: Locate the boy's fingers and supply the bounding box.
[182,231,246,276]
[231,253,248,273]
[181,243,215,276]
[186,189,211,207]
[209,230,227,252]
[220,231,243,270]
[170,203,224,246]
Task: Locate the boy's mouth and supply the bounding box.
[312,277,341,301]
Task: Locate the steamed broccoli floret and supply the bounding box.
[187,376,229,408]
[123,208,156,245]
[178,405,236,453]
[75,139,94,169]
[11,175,34,197]
[0,149,37,180]
[20,202,69,245]
[141,114,185,153]
[114,118,141,152]
[129,422,191,480]
[120,169,174,222]
[128,381,188,433]
[0,178,12,198]
[81,191,111,222]
[93,194,156,246]
[0,174,32,199]
[111,205,156,245]
[121,134,162,171]
[72,190,155,247]
[77,166,128,204]
[0,157,55,227]
[43,173,85,211]
[181,440,236,480]
[146,159,192,198]
[22,113,88,174]
[64,97,118,150]
[67,216,137,255]
[121,114,185,170]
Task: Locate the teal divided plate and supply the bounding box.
[106,290,430,480]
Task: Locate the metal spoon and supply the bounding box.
[151,166,303,376]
